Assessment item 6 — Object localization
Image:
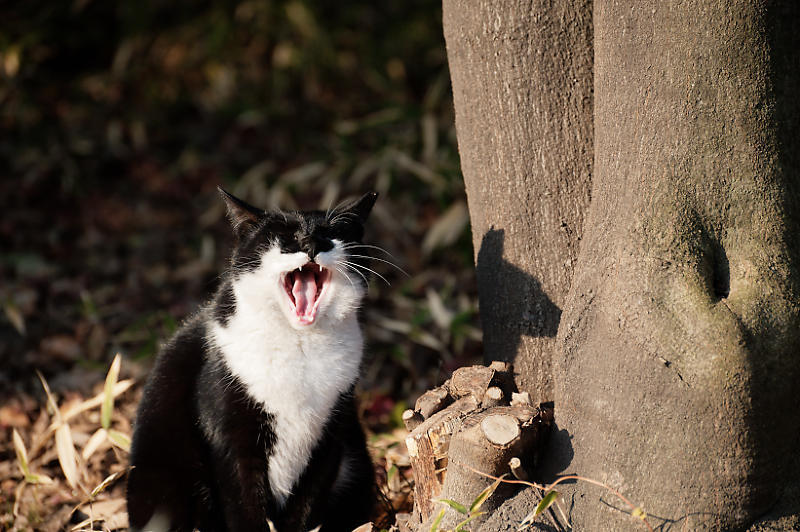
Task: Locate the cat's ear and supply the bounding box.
[218,187,263,234]
[343,192,378,223]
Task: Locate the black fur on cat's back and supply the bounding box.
[126,190,377,532]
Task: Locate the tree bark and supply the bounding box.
[443,0,800,530]
[555,2,800,529]
[443,0,593,403]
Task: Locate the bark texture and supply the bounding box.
[443,0,593,403]
[555,1,800,530]
[444,0,800,529]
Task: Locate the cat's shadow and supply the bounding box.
[475,227,561,354]
[475,227,574,478]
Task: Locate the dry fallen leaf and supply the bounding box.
[55,423,79,489]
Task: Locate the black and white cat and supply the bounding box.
[127,188,378,532]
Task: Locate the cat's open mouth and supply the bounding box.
[282,263,331,325]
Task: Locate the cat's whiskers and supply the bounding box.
[340,243,396,259]
[335,260,370,286]
[326,197,355,224]
[329,211,360,226]
[339,259,391,286]
[333,265,356,289]
[343,253,409,277]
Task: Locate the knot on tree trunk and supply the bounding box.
[399,362,554,530]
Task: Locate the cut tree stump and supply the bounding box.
[401,363,554,530]
[481,386,504,408]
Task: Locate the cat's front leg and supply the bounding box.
[211,451,276,532]
[274,436,344,532]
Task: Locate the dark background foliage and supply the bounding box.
[0,1,481,527]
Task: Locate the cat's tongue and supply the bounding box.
[292,269,318,321]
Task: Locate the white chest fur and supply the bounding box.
[209,277,364,506]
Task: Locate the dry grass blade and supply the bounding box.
[13,482,25,517]
[82,428,108,461]
[12,428,30,477]
[37,369,81,489]
[56,422,80,489]
[90,470,126,498]
[3,299,26,335]
[63,379,134,421]
[70,516,94,531]
[102,354,122,429]
[13,428,53,486]
[32,379,134,457]
[37,370,62,423]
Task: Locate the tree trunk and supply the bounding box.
[555,1,800,529]
[443,0,593,404]
[444,0,800,530]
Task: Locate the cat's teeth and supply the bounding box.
[300,265,303,272]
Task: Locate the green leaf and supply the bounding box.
[429,508,446,532]
[435,498,469,515]
[533,490,560,517]
[101,354,121,429]
[107,429,131,452]
[26,473,54,485]
[12,429,30,477]
[455,512,484,531]
[469,474,506,513]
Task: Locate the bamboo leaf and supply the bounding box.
[429,508,446,532]
[533,490,560,518]
[61,379,134,422]
[435,498,469,515]
[107,429,131,452]
[34,379,134,459]
[55,423,79,489]
[12,429,30,477]
[469,474,506,513]
[91,470,125,498]
[102,353,122,429]
[3,299,26,335]
[26,473,54,485]
[455,512,484,532]
[82,428,108,460]
[36,370,62,423]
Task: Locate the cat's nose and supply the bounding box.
[302,236,334,260]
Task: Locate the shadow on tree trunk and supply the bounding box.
[476,228,562,353]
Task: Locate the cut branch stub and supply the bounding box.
[445,362,517,405]
[402,409,424,431]
[414,386,452,419]
[447,365,495,403]
[482,386,504,408]
[481,413,521,446]
[510,391,531,407]
[487,360,517,397]
[508,456,528,481]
